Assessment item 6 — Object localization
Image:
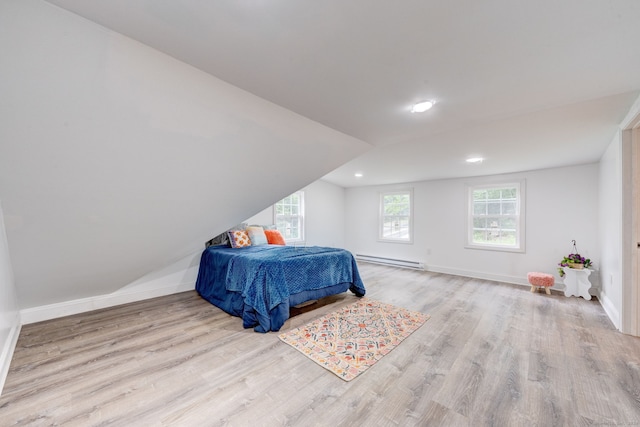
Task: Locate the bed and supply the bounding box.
[195,244,366,332]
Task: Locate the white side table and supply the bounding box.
[562,267,592,300]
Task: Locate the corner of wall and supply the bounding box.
[0,315,21,397]
[0,200,21,397]
[599,289,621,330]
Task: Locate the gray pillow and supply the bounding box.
[205,223,248,247]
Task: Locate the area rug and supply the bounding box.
[278,298,430,381]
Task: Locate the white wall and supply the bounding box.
[17,179,348,325]
[345,164,599,288]
[598,133,623,328]
[0,0,370,310]
[304,180,347,248]
[244,180,347,248]
[0,203,21,396]
[19,251,201,324]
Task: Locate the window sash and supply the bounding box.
[276,216,302,240]
[274,191,304,242]
[379,190,413,243]
[467,183,524,251]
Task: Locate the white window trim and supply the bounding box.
[273,191,305,243]
[378,188,414,244]
[465,181,525,253]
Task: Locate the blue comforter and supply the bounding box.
[195,245,366,332]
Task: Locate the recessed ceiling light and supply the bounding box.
[466,157,484,164]
[354,172,363,178]
[411,100,436,113]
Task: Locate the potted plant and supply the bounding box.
[558,240,592,277]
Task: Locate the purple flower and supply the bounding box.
[567,253,586,263]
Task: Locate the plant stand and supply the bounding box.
[562,267,592,300]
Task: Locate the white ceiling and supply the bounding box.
[45,0,640,187]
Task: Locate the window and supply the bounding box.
[379,189,413,243]
[467,181,525,252]
[274,191,304,242]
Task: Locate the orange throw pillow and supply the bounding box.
[264,229,286,245]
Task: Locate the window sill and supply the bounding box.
[465,244,524,253]
[378,238,414,245]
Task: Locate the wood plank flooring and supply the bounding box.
[1,263,640,426]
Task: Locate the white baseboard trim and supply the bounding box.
[20,281,195,325]
[0,318,21,397]
[425,265,532,288]
[598,290,621,330]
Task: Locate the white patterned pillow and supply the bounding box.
[228,230,251,248]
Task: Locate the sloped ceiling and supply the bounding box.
[43,0,640,186]
[0,1,370,308]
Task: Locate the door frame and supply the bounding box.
[622,105,640,336]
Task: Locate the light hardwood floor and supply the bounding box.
[1,263,640,426]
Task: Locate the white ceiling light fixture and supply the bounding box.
[410,100,436,113]
[466,157,484,164]
[354,172,363,178]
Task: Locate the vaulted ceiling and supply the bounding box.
[45,0,640,186]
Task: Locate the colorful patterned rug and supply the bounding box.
[278,298,430,381]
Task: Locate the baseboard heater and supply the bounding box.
[355,254,425,270]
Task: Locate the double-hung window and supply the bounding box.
[379,189,413,243]
[467,181,525,252]
[274,191,304,243]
